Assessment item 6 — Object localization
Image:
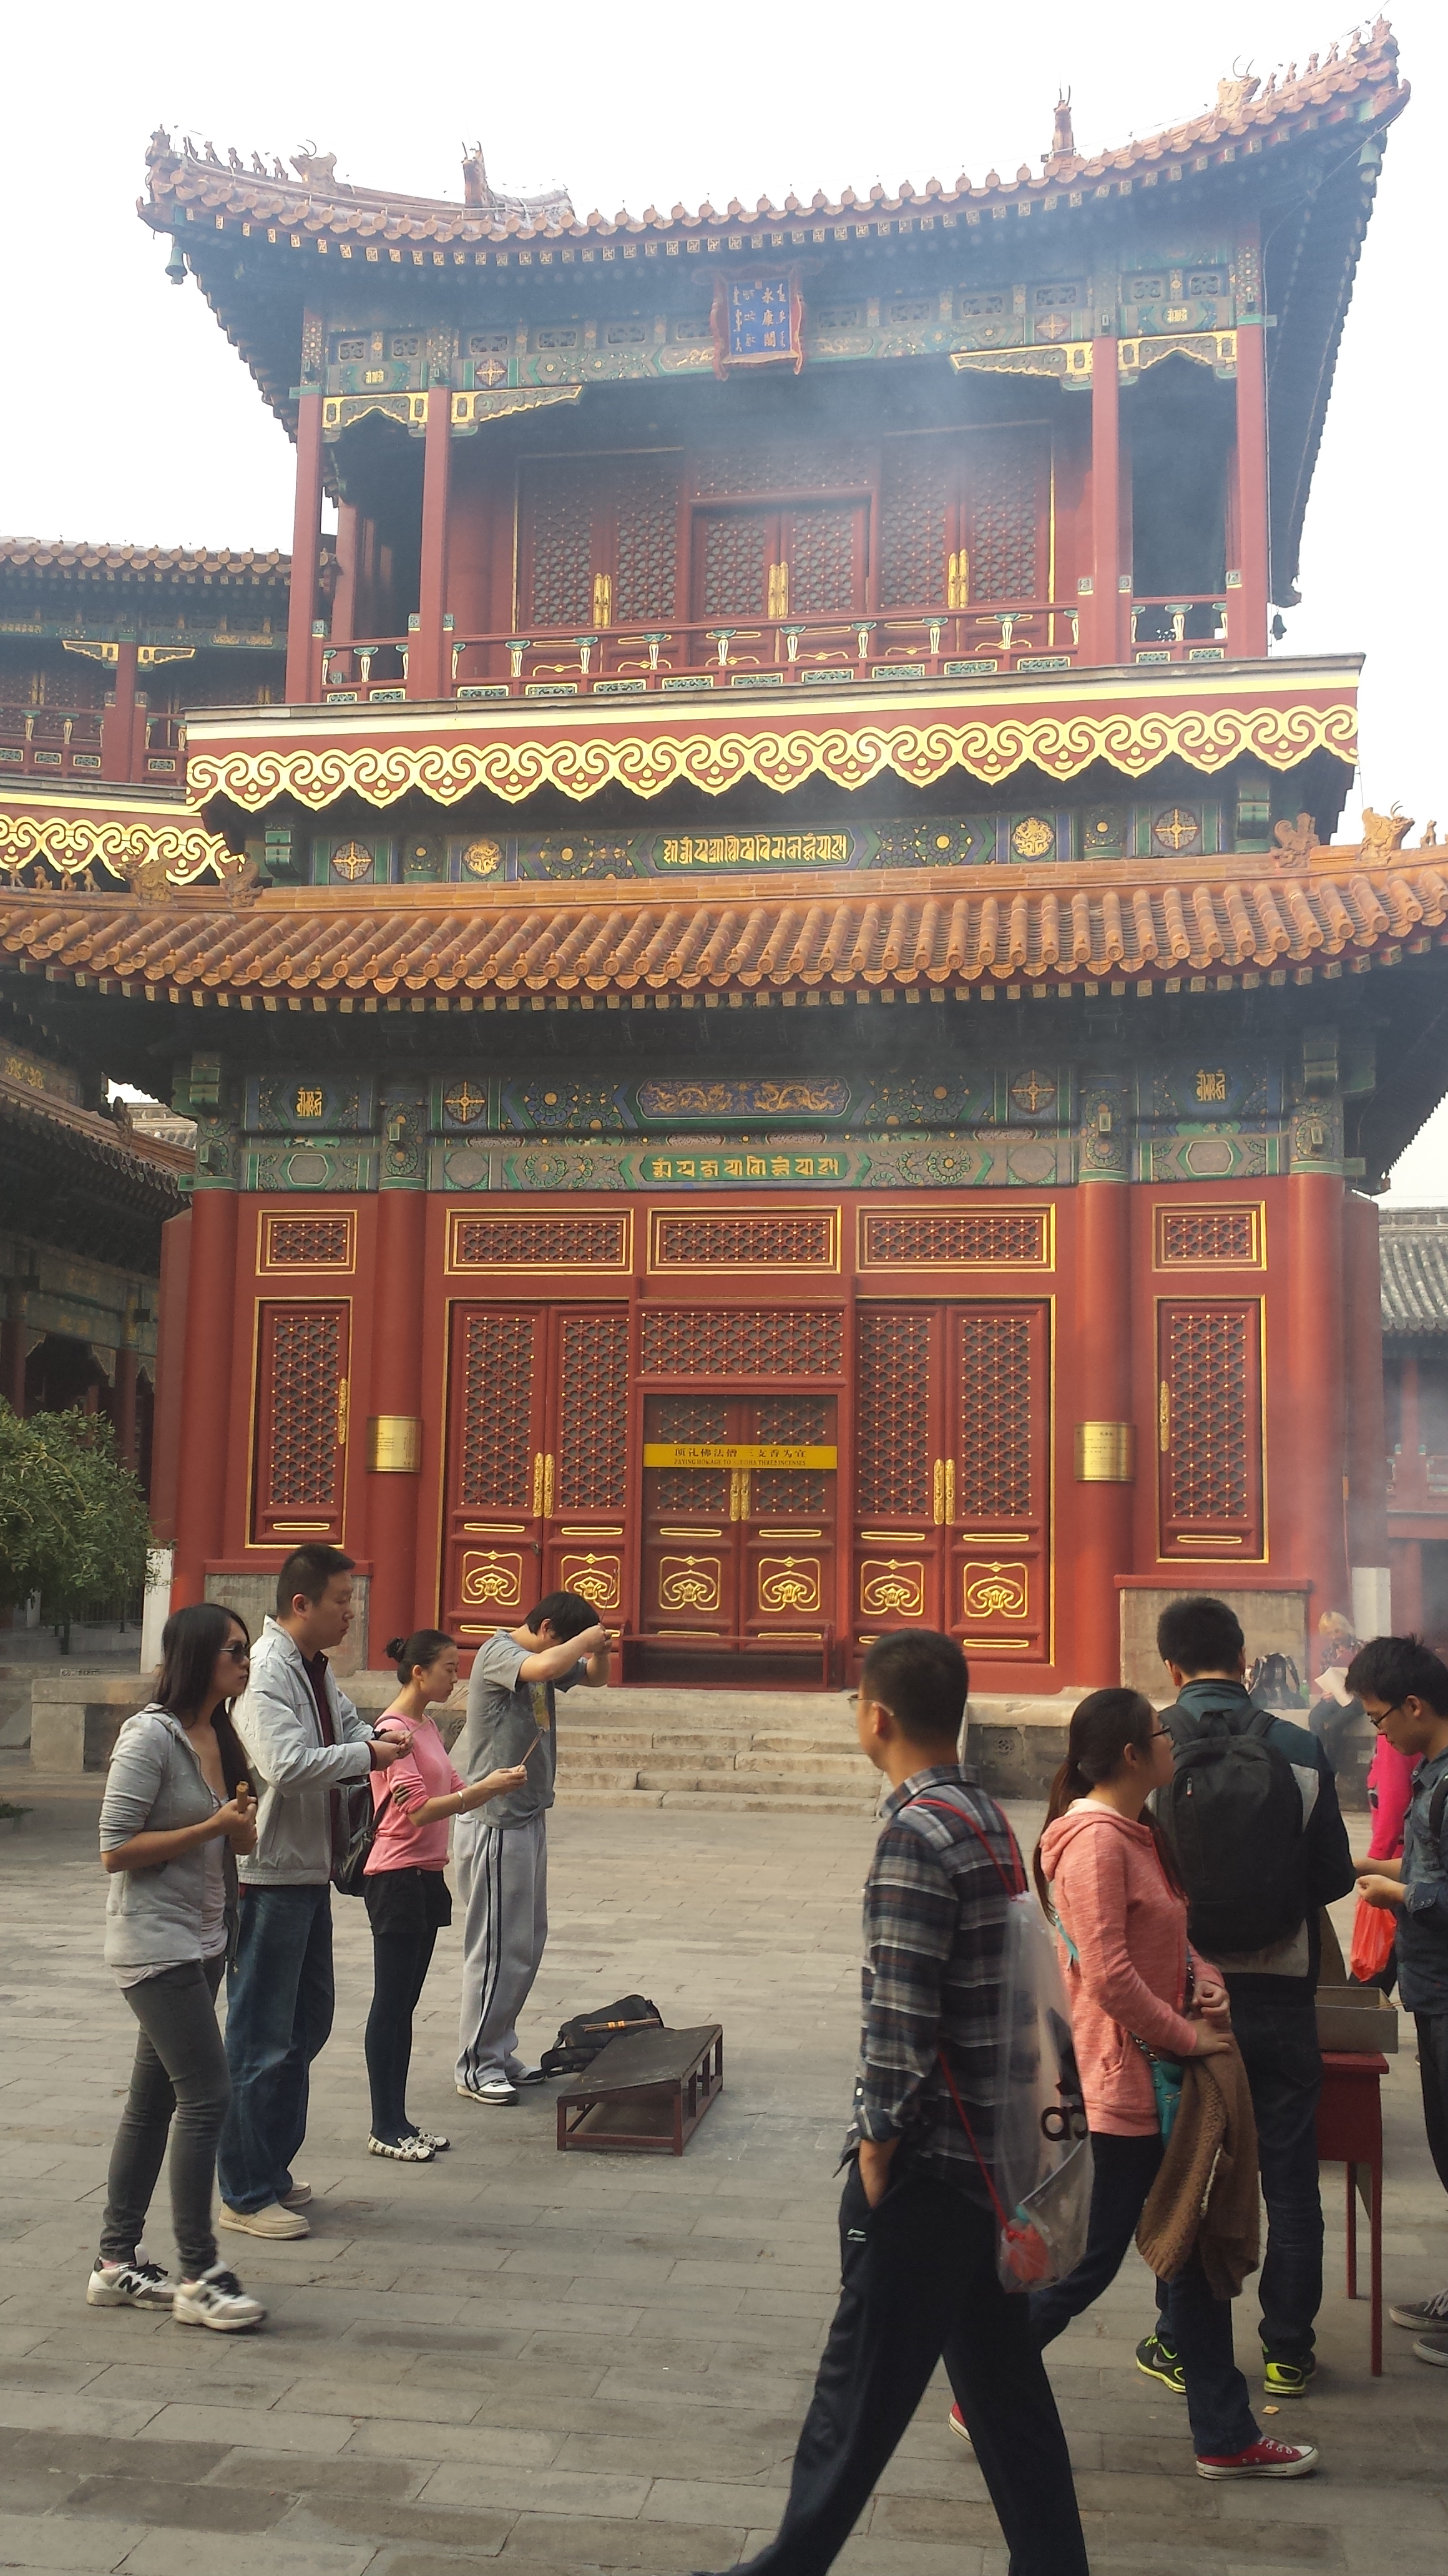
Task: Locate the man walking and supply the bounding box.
[695,1630,1088,2576]
[218,1546,405,2237]
[454,1590,609,2106]
[1147,1595,1354,2400]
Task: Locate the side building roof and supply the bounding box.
[1381,1207,1448,1336]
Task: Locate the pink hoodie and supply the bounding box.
[1038,1802,1211,2137]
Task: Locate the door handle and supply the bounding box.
[932,1459,945,1526]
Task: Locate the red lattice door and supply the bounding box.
[853,1302,1050,1660]
[251,1300,350,1546]
[519,456,679,635]
[442,1305,632,1644]
[1157,1300,1263,1558]
[961,427,1048,605]
[640,1391,837,1651]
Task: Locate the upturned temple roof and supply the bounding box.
[1381,1208,1448,1335]
[138,27,1402,250]
[2,843,1445,1010]
[0,540,293,602]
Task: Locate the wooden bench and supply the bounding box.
[557,2023,724,2155]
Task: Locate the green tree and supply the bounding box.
[0,1401,151,1648]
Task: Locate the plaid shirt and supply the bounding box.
[848,1761,1022,2207]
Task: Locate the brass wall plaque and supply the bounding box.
[1075,1421,1137,1483]
[367,1414,423,1473]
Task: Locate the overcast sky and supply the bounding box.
[9,2,1446,1190]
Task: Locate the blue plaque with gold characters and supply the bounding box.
[712,271,804,375]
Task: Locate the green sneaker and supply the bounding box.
[1135,2331,1185,2394]
[1263,2354,1317,2400]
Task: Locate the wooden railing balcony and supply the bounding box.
[319,603,1085,703]
[0,708,183,784]
[1130,595,1232,663]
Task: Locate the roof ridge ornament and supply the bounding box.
[461,140,572,223]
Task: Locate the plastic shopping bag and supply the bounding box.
[1348,1891,1396,1984]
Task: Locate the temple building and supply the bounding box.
[0,24,1438,1685]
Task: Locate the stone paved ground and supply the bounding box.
[0,1776,1445,2575]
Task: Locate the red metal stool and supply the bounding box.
[1314,2049,1387,2374]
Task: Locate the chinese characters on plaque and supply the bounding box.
[712,273,804,376]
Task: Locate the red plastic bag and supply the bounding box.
[1348,1893,1396,1984]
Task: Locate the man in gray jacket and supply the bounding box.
[217,1546,404,2238]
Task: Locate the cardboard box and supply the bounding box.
[1316,1981,1398,2055]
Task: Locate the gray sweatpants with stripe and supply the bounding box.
[454,1811,548,2092]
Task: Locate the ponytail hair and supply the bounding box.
[1032,1687,1181,1909]
[386,1628,454,1686]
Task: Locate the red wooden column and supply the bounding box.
[331,502,360,646]
[1286,1172,1350,1627]
[113,1344,139,1480]
[171,1189,237,1608]
[409,382,452,700]
[1234,322,1270,658]
[101,642,139,783]
[1072,1177,1135,1682]
[365,1188,428,1660]
[1088,333,1122,664]
[1344,1192,1390,1622]
[285,312,326,703]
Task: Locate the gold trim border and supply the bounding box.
[856,1204,1055,1272]
[185,701,1359,814]
[444,1204,635,1274]
[0,799,240,889]
[257,1206,358,1276]
[1153,1201,1266,1271]
[648,1204,841,1273]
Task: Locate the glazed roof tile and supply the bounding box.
[139,27,1402,248]
[2,843,1445,1008]
[0,539,292,592]
[0,1070,190,1199]
[1381,1209,1448,1335]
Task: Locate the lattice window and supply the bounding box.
[755,1396,831,1444]
[640,1309,843,1376]
[693,441,873,497]
[614,456,677,622]
[253,1304,345,1540]
[653,1212,836,1268]
[856,1310,931,1516]
[654,1469,730,1513]
[789,505,860,615]
[1157,1208,1262,1267]
[262,1214,354,1271]
[879,442,952,610]
[957,1315,1034,1519]
[557,1312,629,1511]
[1160,1304,1260,1546]
[451,1214,628,1268]
[525,460,594,626]
[755,1470,828,1515]
[652,1398,729,1442]
[862,1211,1048,1268]
[457,1312,536,1511]
[700,511,770,618]
[966,436,1040,602]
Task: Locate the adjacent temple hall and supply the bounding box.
[0,24,1439,1689]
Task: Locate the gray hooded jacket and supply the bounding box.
[100,1705,238,1973]
[230,1616,374,1886]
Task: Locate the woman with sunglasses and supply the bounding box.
[92,1603,266,2331]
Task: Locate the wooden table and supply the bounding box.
[557,2023,724,2155]
[1315,2049,1388,2374]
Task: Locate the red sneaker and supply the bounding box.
[1196,2436,1319,2481]
[947,2403,973,2447]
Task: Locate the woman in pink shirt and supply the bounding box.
[363,1632,526,2162]
[1027,1689,1315,2482]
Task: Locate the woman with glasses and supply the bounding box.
[91,1603,267,2331]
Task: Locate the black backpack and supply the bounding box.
[1157,1702,1309,1958]
[539,1994,664,2077]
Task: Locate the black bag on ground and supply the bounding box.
[1157,1702,1308,1956]
[540,1994,664,2077]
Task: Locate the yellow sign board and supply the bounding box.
[643,1443,837,1471]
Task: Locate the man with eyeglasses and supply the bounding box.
[1347,1634,1448,2368]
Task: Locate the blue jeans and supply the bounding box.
[217,1884,334,2213]
[1034,2131,1258,2460]
[1222,1994,1323,2361]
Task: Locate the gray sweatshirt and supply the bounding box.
[230,1617,375,1886]
[99,1705,237,1974]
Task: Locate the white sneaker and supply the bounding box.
[87,2256,172,2310]
[173,2265,267,2332]
[368,2133,436,2161]
[218,2200,310,2240]
[281,2182,313,2209]
[507,2065,548,2087]
[456,2078,519,2105]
